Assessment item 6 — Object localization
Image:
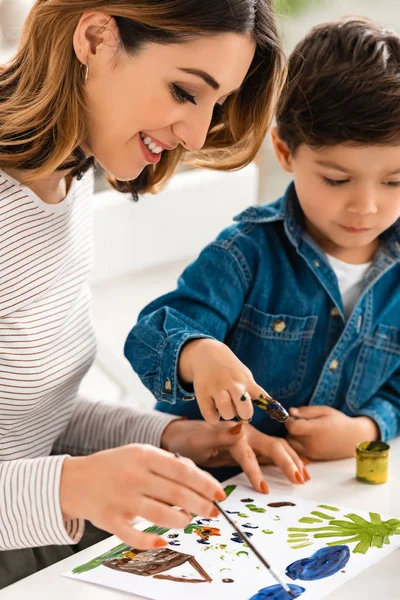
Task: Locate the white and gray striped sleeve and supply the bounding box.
[52,397,178,457]
[0,455,84,550]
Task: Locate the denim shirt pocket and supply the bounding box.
[347,323,400,410]
[231,305,317,399]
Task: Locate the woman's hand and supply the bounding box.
[179,338,267,424]
[60,444,225,549]
[161,419,311,492]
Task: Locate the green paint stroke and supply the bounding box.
[290,542,314,550]
[272,515,281,521]
[224,485,237,499]
[237,551,249,557]
[245,504,267,513]
[238,513,249,518]
[262,529,274,535]
[311,511,337,520]
[299,517,323,524]
[288,512,400,554]
[318,505,340,512]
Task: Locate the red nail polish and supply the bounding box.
[303,467,311,481]
[295,471,305,484]
[155,538,168,548]
[260,480,269,494]
[214,489,226,502]
[300,456,311,465]
[211,506,220,518]
[230,423,243,435]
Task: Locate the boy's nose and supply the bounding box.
[347,192,378,216]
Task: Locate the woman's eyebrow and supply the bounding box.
[177,68,220,90]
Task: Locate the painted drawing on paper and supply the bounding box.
[67,483,400,600]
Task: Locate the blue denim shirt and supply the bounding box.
[125,183,400,442]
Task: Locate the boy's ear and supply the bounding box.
[271,127,294,173]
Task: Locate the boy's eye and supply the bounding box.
[170,83,197,106]
[322,177,350,187]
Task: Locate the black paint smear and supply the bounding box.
[226,511,240,515]
[240,498,254,503]
[267,502,296,508]
[167,534,179,539]
[222,578,234,583]
[243,523,259,529]
[196,539,210,545]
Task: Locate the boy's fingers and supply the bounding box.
[230,385,254,421]
[285,416,316,436]
[213,390,236,421]
[290,405,332,419]
[198,393,220,424]
[229,438,267,493]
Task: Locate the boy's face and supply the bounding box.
[272,131,400,263]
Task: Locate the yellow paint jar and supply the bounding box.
[356,441,390,484]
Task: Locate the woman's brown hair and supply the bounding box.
[0,0,285,200]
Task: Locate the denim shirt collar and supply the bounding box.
[234,181,400,264]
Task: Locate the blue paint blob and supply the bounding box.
[245,531,254,538]
[227,511,240,515]
[231,533,244,544]
[196,539,210,545]
[243,523,259,529]
[249,584,305,599]
[169,541,181,547]
[196,518,212,525]
[286,545,350,581]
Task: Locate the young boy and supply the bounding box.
[125,17,400,464]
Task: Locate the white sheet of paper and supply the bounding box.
[65,484,400,600]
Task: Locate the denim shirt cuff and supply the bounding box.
[355,399,397,442]
[157,332,214,404]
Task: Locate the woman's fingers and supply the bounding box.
[113,517,169,551]
[228,438,268,494]
[150,448,226,504]
[134,496,194,529]
[139,473,219,520]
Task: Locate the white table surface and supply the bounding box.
[2,439,400,600]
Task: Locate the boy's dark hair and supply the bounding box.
[276,16,400,152]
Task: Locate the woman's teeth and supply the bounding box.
[140,133,163,154]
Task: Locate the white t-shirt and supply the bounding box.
[327,254,372,319]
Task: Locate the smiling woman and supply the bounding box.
[0,0,288,591]
[0,0,285,199]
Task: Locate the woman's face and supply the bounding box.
[76,15,256,181]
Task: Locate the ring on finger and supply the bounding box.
[240,390,251,403]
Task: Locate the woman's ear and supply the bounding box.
[73,12,120,65]
[271,126,294,173]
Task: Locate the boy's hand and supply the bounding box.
[285,406,380,460]
[179,338,267,424]
[162,419,310,491]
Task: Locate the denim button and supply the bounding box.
[164,378,172,393]
[272,319,286,333]
[329,359,339,371]
[331,307,340,317]
[314,260,320,268]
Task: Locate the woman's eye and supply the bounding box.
[323,177,350,187]
[170,84,197,105]
[386,180,400,187]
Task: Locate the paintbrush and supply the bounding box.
[174,452,296,598]
[252,394,290,423]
